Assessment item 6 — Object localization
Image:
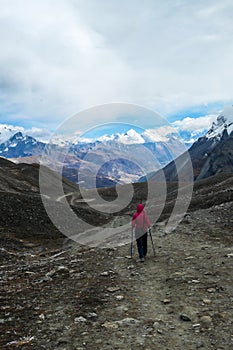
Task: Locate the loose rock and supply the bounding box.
[75,316,87,323]
[180,314,191,322]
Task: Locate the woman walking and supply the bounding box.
[132,204,151,262]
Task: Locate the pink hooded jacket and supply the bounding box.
[132,204,151,233]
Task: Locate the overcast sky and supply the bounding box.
[0,0,233,137]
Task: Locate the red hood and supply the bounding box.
[136,204,144,214]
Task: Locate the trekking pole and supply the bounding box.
[149,228,156,257]
[130,228,134,258]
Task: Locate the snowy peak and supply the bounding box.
[113,129,145,144]
[5,132,38,148]
[78,127,178,146]
[0,131,45,158]
[78,129,145,145]
[11,131,24,140]
[0,125,23,144]
[206,107,233,140]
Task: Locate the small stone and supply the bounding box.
[207,288,216,293]
[116,317,139,326]
[162,298,171,304]
[39,314,45,320]
[75,316,87,323]
[153,321,160,328]
[200,315,212,324]
[115,295,124,301]
[102,321,118,329]
[46,266,69,278]
[127,265,135,270]
[25,271,36,275]
[87,312,97,318]
[100,271,109,276]
[203,298,211,304]
[180,314,191,322]
[37,275,52,283]
[107,286,120,293]
[57,265,69,272]
[57,338,68,345]
[192,323,201,328]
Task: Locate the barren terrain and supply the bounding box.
[1,183,233,349]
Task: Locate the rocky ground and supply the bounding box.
[1,199,233,350]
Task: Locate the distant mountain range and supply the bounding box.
[0,128,186,188]
[1,107,233,187]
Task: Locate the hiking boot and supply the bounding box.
[140,257,145,262]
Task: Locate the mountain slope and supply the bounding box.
[197,136,233,180]
[147,107,233,182]
[0,156,78,195]
[0,157,81,238]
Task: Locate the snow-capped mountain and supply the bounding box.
[1,106,232,187]
[205,109,233,141]
[194,107,233,180]
[0,125,24,144]
[60,129,184,188]
[78,127,180,145]
[189,106,233,166]
[176,129,208,147]
[147,106,233,182]
[0,132,45,158]
[0,127,187,188]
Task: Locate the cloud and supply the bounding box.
[25,127,52,142]
[117,129,145,144]
[0,123,24,143]
[0,122,52,142]
[170,113,221,145]
[0,0,134,126]
[143,126,177,142]
[172,114,218,132]
[0,0,233,130]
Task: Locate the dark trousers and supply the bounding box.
[136,232,148,259]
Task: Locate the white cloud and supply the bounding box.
[143,126,177,142]
[0,0,233,130]
[0,123,24,143]
[172,114,218,132]
[25,127,52,142]
[0,123,52,143]
[117,129,145,144]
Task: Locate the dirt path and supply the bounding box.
[1,204,233,350]
[111,211,233,350]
